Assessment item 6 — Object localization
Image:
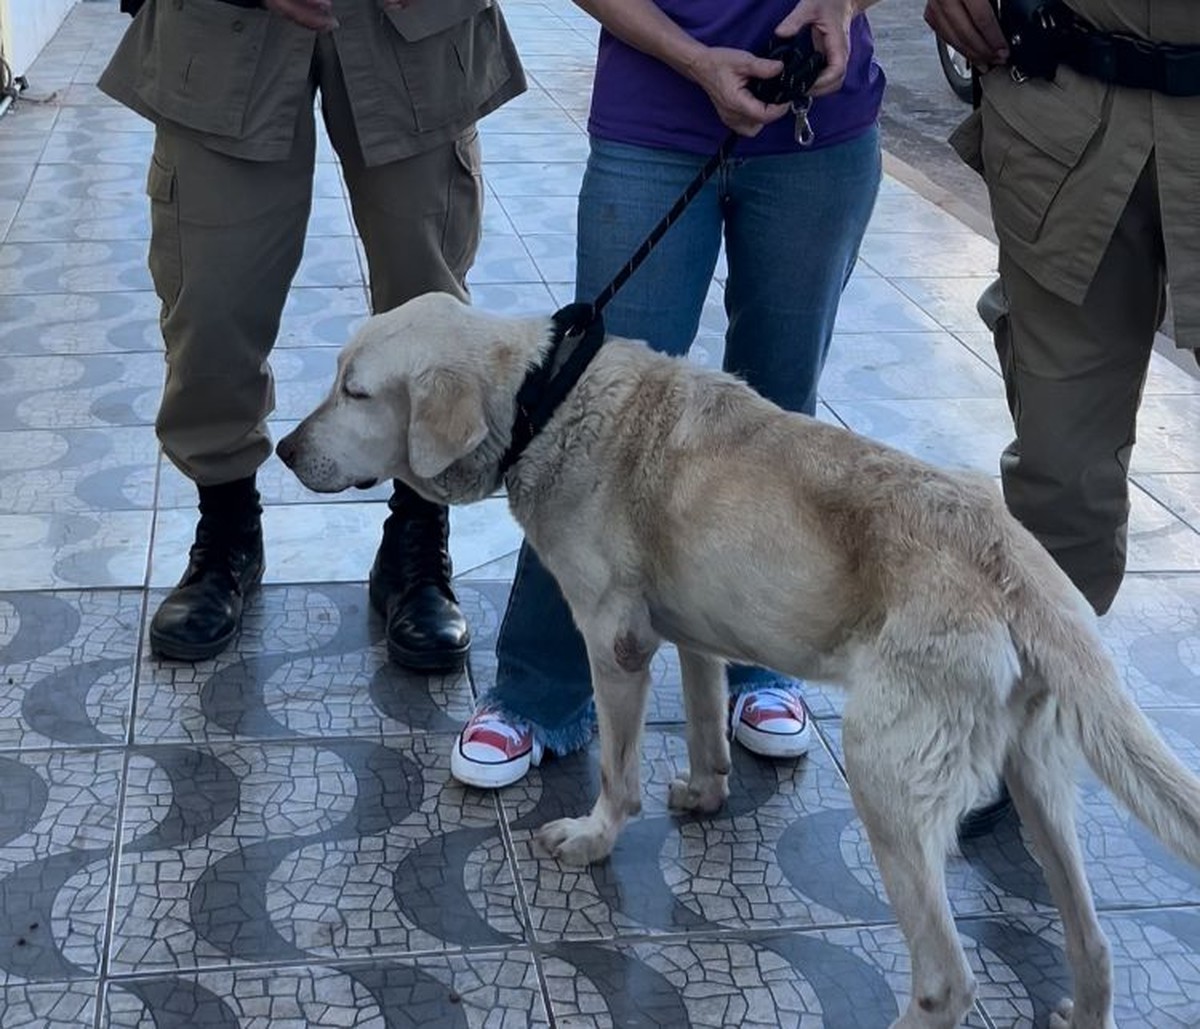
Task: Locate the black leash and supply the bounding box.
[591,130,743,324]
[495,133,741,478]
[496,29,826,479]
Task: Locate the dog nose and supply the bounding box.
[275,433,296,467]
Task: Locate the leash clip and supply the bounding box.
[791,96,815,146]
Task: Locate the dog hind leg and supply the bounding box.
[669,647,731,814]
[1004,725,1115,1029]
[843,693,979,1028]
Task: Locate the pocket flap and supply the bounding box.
[978,68,1105,245]
[135,0,270,139]
[384,0,491,41]
[146,155,175,203]
[982,71,1100,169]
[949,108,984,175]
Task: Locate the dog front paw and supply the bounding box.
[1047,998,1116,1029]
[668,773,728,814]
[1048,999,1073,1029]
[535,816,615,865]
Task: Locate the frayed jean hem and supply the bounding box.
[727,667,804,696]
[479,687,597,757]
[479,668,801,756]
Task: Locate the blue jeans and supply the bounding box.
[488,128,882,754]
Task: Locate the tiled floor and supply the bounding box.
[2,3,1199,1027]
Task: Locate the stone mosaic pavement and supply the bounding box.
[1,2,1198,1026]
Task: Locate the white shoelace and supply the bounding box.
[468,707,527,742]
[467,707,544,764]
[732,685,805,727]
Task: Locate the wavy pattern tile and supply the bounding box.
[0,2,1198,1026]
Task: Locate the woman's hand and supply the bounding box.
[773,0,858,97]
[686,46,793,137]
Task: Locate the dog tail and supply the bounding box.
[1016,590,1200,867]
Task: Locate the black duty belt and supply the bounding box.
[1000,0,1200,96]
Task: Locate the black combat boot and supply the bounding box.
[149,476,265,661]
[368,482,470,672]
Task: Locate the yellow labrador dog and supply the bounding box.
[278,292,1200,1029]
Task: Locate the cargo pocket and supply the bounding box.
[137,0,270,139]
[949,108,984,176]
[443,128,484,281]
[979,72,1103,244]
[383,0,508,132]
[146,152,183,308]
[383,0,492,40]
[976,277,1021,418]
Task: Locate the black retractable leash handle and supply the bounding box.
[497,28,826,478]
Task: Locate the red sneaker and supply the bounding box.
[731,685,813,759]
[450,703,544,789]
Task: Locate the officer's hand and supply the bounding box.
[924,0,1008,68]
[774,0,855,97]
[264,0,338,32]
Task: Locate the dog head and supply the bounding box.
[277,292,547,505]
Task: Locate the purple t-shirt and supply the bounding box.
[587,1,885,155]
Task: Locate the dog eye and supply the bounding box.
[342,383,371,401]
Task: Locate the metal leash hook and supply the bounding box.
[749,26,825,148]
[791,95,815,147]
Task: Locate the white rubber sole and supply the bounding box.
[449,739,532,789]
[734,718,814,760]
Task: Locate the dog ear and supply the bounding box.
[407,367,489,479]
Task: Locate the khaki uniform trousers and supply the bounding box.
[148,33,483,486]
[980,157,1167,615]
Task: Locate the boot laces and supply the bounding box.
[182,514,259,592]
[382,512,453,592]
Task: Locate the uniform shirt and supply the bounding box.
[586,0,885,156]
[960,0,1199,348]
[98,0,525,165]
